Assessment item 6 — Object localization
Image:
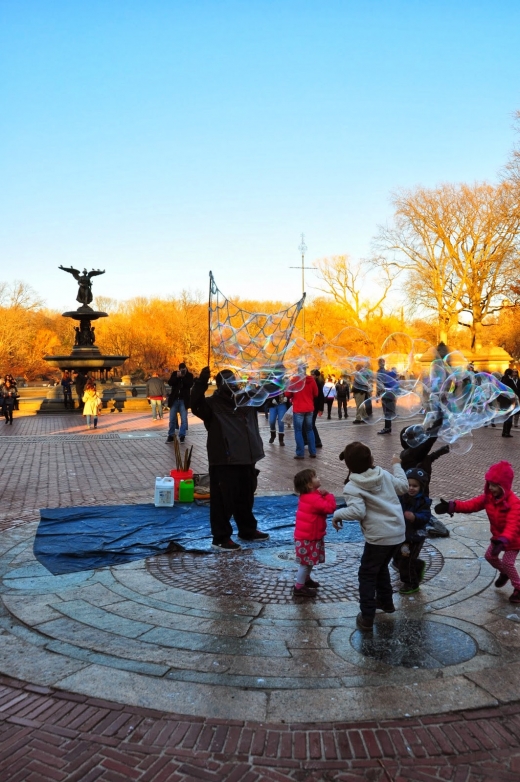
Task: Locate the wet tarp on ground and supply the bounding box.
[34,496,361,575]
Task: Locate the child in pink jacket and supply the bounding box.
[435,460,520,604]
[293,468,337,597]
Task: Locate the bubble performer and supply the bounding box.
[190,366,270,550]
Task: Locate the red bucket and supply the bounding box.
[170,469,194,501]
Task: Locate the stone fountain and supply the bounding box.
[44,266,129,382]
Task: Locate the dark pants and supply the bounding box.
[209,464,259,543]
[503,416,514,436]
[358,542,399,618]
[325,399,334,419]
[3,405,13,423]
[63,390,73,409]
[337,398,348,418]
[393,540,425,588]
[382,392,396,431]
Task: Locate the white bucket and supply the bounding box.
[154,476,174,507]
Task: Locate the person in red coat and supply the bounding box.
[435,461,520,604]
[293,469,337,597]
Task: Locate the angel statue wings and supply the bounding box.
[59,266,105,306]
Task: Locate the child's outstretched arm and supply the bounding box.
[332,495,366,530]
[389,455,409,495]
[435,494,486,516]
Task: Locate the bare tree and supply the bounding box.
[375,182,520,348]
[311,255,394,325]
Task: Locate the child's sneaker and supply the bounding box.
[293,585,317,598]
[509,589,520,604]
[495,573,509,588]
[212,539,241,551]
[399,584,420,595]
[305,577,320,588]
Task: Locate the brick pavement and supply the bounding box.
[1,412,520,780]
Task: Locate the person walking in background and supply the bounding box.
[82,381,102,430]
[323,376,336,419]
[146,371,166,421]
[376,358,398,435]
[1,380,18,424]
[292,468,336,598]
[500,368,519,438]
[61,371,74,410]
[190,366,269,550]
[336,376,350,419]
[74,372,87,408]
[167,363,194,443]
[352,364,370,424]
[511,369,520,428]
[310,369,325,448]
[266,388,289,446]
[285,366,318,460]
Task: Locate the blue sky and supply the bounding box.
[1,1,520,311]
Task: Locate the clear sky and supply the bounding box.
[1,1,520,312]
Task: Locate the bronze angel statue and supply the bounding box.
[59,266,105,306]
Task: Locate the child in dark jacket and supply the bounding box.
[435,461,520,604]
[394,467,432,594]
[293,469,337,598]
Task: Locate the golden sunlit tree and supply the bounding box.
[375,182,520,349]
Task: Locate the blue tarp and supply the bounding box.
[34,495,362,575]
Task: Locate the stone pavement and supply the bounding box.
[1,410,520,780]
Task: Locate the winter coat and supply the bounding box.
[335,380,350,400]
[82,389,102,416]
[168,371,194,408]
[1,387,18,409]
[285,375,318,413]
[453,461,520,551]
[190,377,265,467]
[294,490,337,541]
[146,377,166,399]
[333,464,408,546]
[399,492,432,543]
[323,382,336,400]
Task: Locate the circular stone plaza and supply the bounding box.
[1,411,520,781]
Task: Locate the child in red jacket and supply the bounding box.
[293,468,337,597]
[435,461,520,603]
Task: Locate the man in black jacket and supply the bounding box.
[190,367,269,550]
[166,363,194,443]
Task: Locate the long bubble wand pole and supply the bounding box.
[207,271,213,368]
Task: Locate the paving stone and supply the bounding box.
[0,634,88,686]
[55,664,268,720]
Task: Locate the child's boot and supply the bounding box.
[278,433,285,446]
[269,430,276,443]
[356,612,374,631]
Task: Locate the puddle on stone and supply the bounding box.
[351,618,477,668]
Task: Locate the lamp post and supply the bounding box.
[290,233,313,339]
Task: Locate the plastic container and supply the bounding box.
[170,469,193,501]
[178,479,194,503]
[154,476,174,507]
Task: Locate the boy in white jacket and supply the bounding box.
[332,441,408,630]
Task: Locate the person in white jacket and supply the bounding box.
[332,441,408,631]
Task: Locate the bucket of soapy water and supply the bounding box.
[154,476,175,507]
[170,469,193,500]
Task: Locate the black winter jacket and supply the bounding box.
[190,378,265,466]
[168,371,194,408]
[399,492,431,543]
